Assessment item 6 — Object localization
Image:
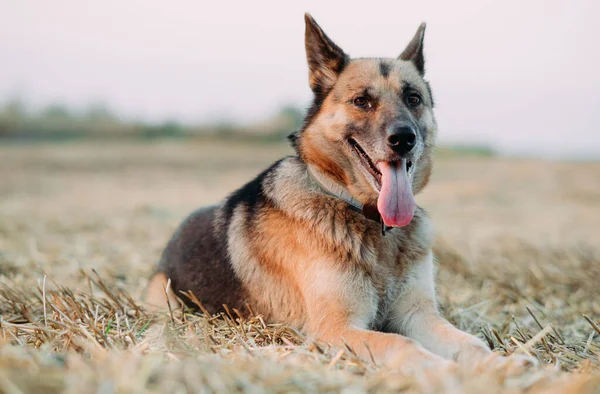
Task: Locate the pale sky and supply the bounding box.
[1,0,599,158]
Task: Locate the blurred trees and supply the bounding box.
[0,98,27,137]
[0,98,306,142]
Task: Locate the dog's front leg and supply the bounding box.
[387,250,536,369]
[386,250,493,362]
[393,296,492,364]
[315,327,454,372]
[300,264,453,372]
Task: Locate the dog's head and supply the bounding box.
[291,14,438,228]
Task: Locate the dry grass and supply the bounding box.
[0,141,599,393]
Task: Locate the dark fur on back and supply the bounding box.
[157,205,248,314]
[158,160,286,313]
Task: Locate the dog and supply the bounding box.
[145,14,534,372]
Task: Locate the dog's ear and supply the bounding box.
[399,23,426,75]
[304,13,348,96]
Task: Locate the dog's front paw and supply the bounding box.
[453,341,493,366]
[388,345,457,375]
[455,342,538,374]
[482,353,539,374]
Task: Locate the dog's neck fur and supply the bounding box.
[306,163,392,235]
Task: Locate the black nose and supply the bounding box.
[387,124,417,154]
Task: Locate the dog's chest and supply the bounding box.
[368,267,408,331]
[360,228,429,331]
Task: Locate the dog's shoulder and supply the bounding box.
[222,159,284,215]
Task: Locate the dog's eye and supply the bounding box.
[353,97,370,109]
[406,93,421,107]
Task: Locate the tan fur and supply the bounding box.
[144,272,180,311]
[300,130,349,186]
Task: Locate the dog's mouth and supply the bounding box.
[347,138,413,189]
[347,137,416,227]
[348,138,382,189]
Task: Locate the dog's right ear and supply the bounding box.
[304,13,348,96]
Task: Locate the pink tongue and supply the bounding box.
[377,160,416,227]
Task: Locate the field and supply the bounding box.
[0,141,599,393]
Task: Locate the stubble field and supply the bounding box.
[0,141,599,393]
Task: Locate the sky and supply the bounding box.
[1,0,599,158]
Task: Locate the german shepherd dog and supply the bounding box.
[146,14,534,372]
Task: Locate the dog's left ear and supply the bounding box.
[399,23,426,75]
[304,13,349,96]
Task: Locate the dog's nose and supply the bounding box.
[387,125,417,154]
